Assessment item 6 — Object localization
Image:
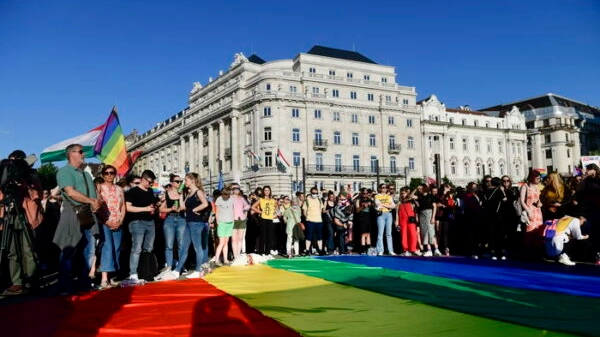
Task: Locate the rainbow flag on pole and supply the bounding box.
[94,107,131,176]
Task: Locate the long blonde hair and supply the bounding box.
[546,172,564,201]
[185,172,204,192]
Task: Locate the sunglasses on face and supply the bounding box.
[173,180,183,183]
[71,150,84,154]
[102,171,116,176]
[144,178,154,184]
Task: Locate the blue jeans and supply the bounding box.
[178,221,208,272]
[376,212,394,254]
[58,228,95,291]
[163,214,187,269]
[129,220,155,276]
[98,225,122,272]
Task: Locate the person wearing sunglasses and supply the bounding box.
[155,174,186,281]
[96,165,126,289]
[52,143,102,294]
[124,169,158,284]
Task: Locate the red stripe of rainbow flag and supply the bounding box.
[94,107,131,176]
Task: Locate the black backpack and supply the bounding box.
[138,250,158,282]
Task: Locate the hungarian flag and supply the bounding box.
[40,125,104,163]
[276,147,291,170]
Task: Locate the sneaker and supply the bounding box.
[492,256,498,260]
[1,285,23,295]
[153,269,170,281]
[444,248,450,256]
[500,256,507,261]
[156,270,179,281]
[129,274,139,281]
[471,255,479,260]
[423,250,433,257]
[389,252,397,256]
[433,249,442,257]
[186,270,204,279]
[377,252,383,256]
[412,250,423,256]
[401,251,411,257]
[558,253,576,266]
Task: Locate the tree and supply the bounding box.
[37,163,58,191]
[409,178,423,190]
[441,176,455,188]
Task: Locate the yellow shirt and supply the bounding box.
[303,196,323,222]
[374,193,394,212]
[259,198,276,220]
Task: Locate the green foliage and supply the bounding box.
[37,163,58,191]
[409,178,423,190]
[441,176,455,188]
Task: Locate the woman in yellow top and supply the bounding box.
[251,185,277,255]
[374,184,396,256]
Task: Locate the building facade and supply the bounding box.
[481,93,600,176]
[128,46,422,195]
[418,95,528,186]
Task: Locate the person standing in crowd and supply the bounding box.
[397,187,420,256]
[499,175,520,257]
[52,144,102,294]
[540,172,566,221]
[520,170,544,258]
[213,185,235,265]
[125,169,158,283]
[97,165,126,289]
[484,177,507,260]
[283,196,303,257]
[438,184,455,256]
[177,172,211,278]
[374,184,396,256]
[354,187,374,254]
[154,174,186,281]
[331,191,353,254]
[252,186,277,255]
[464,182,483,259]
[231,183,250,260]
[323,192,336,254]
[578,163,600,255]
[302,186,325,255]
[417,184,440,257]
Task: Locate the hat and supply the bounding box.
[8,150,26,159]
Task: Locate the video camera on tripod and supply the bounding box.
[0,150,38,200]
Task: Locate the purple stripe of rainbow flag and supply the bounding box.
[94,107,130,176]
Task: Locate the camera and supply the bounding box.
[0,152,38,201]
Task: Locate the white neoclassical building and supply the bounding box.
[482,93,600,176]
[418,95,528,186]
[128,46,423,195]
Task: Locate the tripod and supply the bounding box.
[0,194,39,294]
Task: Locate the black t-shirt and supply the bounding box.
[125,186,157,222]
[418,194,435,210]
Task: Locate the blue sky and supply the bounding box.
[1,0,599,164]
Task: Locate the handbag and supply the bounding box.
[408,216,417,224]
[74,203,95,228]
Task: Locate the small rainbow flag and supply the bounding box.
[94,107,131,176]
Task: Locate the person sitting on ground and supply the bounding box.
[543,216,589,266]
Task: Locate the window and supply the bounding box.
[385,95,392,102]
[475,139,480,152]
[352,133,359,146]
[498,141,503,153]
[463,161,469,175]
[350,91,357,99]
[347,72,353,78]
[333,111,340,121]
[408,136,414,149]
[265,151,273,167]
[476,163,482,176]
[406,119,413,127]
[567,149,571,158]
[314,109,322,119]
[369,134,376,146]
[364,74,370,80]
[264,127,272,141]
[309,67,316,73]
[402,98,409,105]
[545,149,552,159]
[408,157,415,170]
[335,154,342,172]
[390,156,397,173]
[292,128,300,142]
[389,135,396,147]
[450,161,456,175]
[332,89,339,97]
[449,137,455,150]
[367,93,374,101]
[333,131,341,145]
[312,87,319,95]
[315,153,323,171]
[290,85,297,93]
[351,114,358,123]
[291,108,299,118]
[487,140,492,153]
[382,77,388,83]
[474,120,478,127]
[499,163,504,175]
[368,115,376,124]
[449,117,454,124]
[462,138,468,151]
[314,130,323,144]
[353,155,360,171]
[266,83,271,91]
[462,119,466,126]
[293,152,301,167]
[388,116,395,125]
[545,135,551,143]
[329,70,336,76]
[370,156,378,173]
[263,107,271,117]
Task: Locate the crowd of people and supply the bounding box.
[1,143,599,296]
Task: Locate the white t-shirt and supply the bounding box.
[215,196,235,223]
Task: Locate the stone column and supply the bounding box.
[231,114,240,173]
[208,125,215,179]
[219,120,226,173]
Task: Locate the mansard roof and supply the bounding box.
[307,45,377,64]
[481,93,600,117]
[445,108,488,116]
[248,54,267,64]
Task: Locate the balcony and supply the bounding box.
[304,165,405,176]
[313,139,328,151]
[388,144,401,154]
